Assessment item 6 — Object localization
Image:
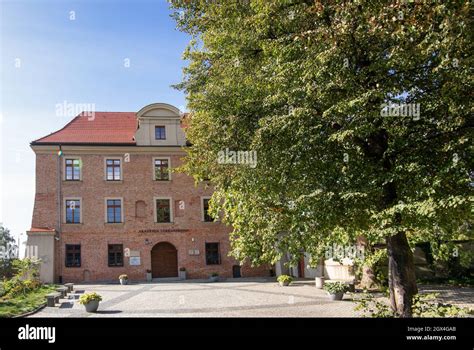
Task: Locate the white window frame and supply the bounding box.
[152,157,172,181]
[64,197,82,224]
[153,196,173,223]
[104,157,123,181]
[63,156,82,181]
[104,197,124,224]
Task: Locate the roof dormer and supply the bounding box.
[135,103,186,146]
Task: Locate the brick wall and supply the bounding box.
[31,149,270,282]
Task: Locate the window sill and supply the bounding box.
[105,222,125,225]
[63,180,82,183]
[154,222,175,224]
[105,180,123,183]
[63,223,83,225]
[154,179,171,182]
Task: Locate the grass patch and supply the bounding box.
[0,285,58,318]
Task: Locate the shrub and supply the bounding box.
[277,275,293,284]
[119,274,128,280]
[1,258,42,298]
[79,292,102,305]
[323,281,349,294]
[354,292,472,318]
[179,267,186,271]
[210,272,219,277]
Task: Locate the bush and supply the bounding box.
[277,275,293,284]
[210,272,219,277]
[1,258,42,299]
[323,281,349,294]
[79,292,102,305]
[118,274,128,280]
[179,267,186,271]
[354,292,472,318]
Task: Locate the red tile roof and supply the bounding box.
[31,112,138,145]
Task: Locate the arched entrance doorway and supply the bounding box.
[151,242,178,278]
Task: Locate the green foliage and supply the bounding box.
[354,292,395,318]
[118,274,128,280]
[0,225,18,278]
[354,292,471,318]
[0,285,58,318]
[1,258,41,299]
[210,272,219,277]
[171,0,472,267]
[324,281,349,294]
[79,292,102,305]
[277,274,293,284]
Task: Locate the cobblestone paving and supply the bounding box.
[28,278,473,318]
[29,278,359,317]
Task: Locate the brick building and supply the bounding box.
[27,103,270,283]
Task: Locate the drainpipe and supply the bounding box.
[57,145,62,283]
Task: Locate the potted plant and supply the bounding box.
[277,275,293,286]
[179,267,186,280]
[146,269,152,282]
[209,272,219,282]
[79,292,102,313]
[119,274,129,285]
[323,281,349,301]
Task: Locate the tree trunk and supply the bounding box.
[386,231,418,317]
[357,236,378,289]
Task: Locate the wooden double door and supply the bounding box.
[151,242,178,278]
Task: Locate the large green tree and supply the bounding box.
[171,0,473,316]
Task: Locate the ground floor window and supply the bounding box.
[155,198,171,223]
[108,244,124,267]
[205,242,220,265]
[65,244,81,267]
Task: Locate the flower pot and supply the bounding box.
[120,279,128,285]
[146,273,152,282]
[179,270,186,280]
[279,281,291,287]
[315,277,325,289]
[209,276,219,282]
[328,292,344,301]
[84,300,100,313]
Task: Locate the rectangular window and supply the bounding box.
[106,159,121,181]
[155,126,166,140]
[108,244,124,267]
[205,243,220,265]
[107,199,122,223]
[154,158,169,181]
[65,199,81,224]
[65,159,81,181]
[203,198,213,222]
[65,244,81,267]
[156,199,171,223]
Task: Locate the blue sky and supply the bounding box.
[0,0,190,249]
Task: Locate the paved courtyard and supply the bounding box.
[29,278,473,317]
[29,278,360,317]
